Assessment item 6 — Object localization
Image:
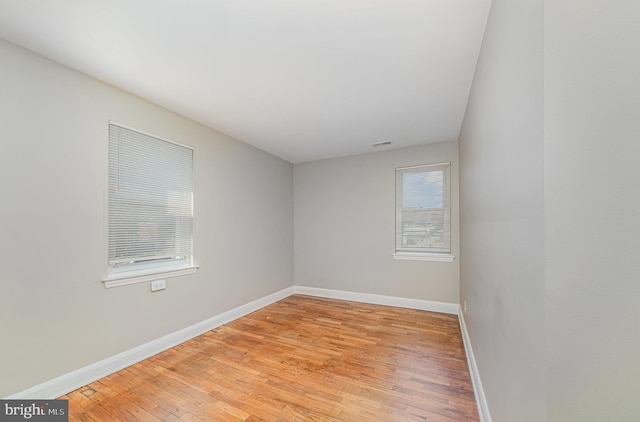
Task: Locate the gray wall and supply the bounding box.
[462,0,640,420]
[0,38,293,397]
[294,142,460,304]
[458,0,546,420]
[545,0,640,420]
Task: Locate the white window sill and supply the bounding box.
[392,253,456,262]
[103,265,199,289]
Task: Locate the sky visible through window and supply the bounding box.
[403,170,443,208]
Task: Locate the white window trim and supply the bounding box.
[103,264,199,289]
[395,162,453,262]
[103,121,197,288]
[392,252,455,262]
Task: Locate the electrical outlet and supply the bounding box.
[463,300,467,314]
[150,279,166,292]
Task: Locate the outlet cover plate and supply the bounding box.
[150,279,166,292]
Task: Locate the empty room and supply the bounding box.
[1,1,639,421]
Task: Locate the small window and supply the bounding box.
[105,123,197,287]
[394,163,453,261]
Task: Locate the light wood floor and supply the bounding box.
[60,295,479,421]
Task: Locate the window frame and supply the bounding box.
[393,162,455,262]
[103,122,198,288]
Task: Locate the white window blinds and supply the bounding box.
[395,163,451,254]
[108,123,194,275]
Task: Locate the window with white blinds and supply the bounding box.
[107,123,195,279]
[394,163,452,260]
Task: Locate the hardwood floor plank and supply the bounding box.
[62,295,478,421]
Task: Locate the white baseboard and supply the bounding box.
[6,286,295,400]
[458,305,492,422]
[7,285,458,400]
[294,286,459,315]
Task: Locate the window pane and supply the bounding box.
[108,124,194,273]
[402,171,443,208]
[401,209,445,249]
[395,163,450,255]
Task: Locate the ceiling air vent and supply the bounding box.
[372,140,392,147]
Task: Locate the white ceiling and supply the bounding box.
[0,0,490,163]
